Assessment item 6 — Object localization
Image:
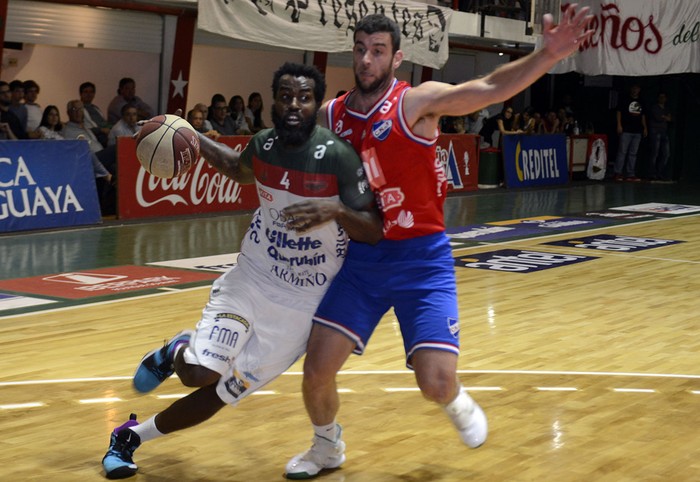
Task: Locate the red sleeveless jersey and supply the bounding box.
[326,79,447,240]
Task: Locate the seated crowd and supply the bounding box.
[0,77,269,216]
[440,104,584,147]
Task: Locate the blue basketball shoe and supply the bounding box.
[102,414,141,479]
[133,330,193,393]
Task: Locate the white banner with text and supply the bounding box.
[548,0,700,75]
[197,0,452,69]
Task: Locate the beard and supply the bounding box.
[272,107,317,146]
[354,64,393,95]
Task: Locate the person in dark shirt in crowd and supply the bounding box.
[479,106,520,146]
[613,83,646,182]
[107,78,153,124]
[0,81,27,139]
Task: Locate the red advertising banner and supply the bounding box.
[439,134,480,193]
[117,136,259,220]
[0,265,218,299]
[117,133,479,220]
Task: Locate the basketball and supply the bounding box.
[135,114,200,178]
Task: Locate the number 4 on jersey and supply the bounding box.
[280,171,291,189]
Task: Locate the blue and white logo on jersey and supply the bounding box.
[372,120,392,141]
[447,317,459,338]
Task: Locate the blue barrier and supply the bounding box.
[0,140,102,232]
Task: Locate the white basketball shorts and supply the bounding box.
[188,265,314,406]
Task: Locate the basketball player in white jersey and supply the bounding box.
[101,62,382,479]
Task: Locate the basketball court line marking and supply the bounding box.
[2,369,699,388]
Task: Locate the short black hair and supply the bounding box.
[118,77,135,91]
[80,81,96,94]
[355,14,401,53]
[23,80,39,92]
[271,62,326,104]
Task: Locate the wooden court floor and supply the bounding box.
[1,181,699,481]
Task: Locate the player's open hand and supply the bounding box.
[542,4,594,61]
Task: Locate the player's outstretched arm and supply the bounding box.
[282,199,383,245]
[197,132,255,184]
[405,4,594,123]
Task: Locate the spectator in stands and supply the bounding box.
[36,105,64,140]
[8,80,28,132]
[107,77,153,124]
[479,106,520,147]
[23,80,42,135]
[516,106,537,134]
[228,95,252,135]
[207,94,226,123]
[613,83,646,182]
[187,108,219,140]
[80,81,111,147]
[561,112,576,136]
[108,105,140,146]
[63,99,113,181]
[541,110,560,134]
[209,97,237,136]
[193,103,214,131]
[0,81,27,139]
[440,115,465,134]
[64,99,116,215]
[452,116,466,134]
[245,91,267,133]
[465,108,489,135]
[648,92,672,181]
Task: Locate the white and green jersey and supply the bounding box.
[232,126,372,310]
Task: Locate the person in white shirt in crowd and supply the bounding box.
[36,105,64,140]
[108,105,140,146]
[193,103,214,132]
[63,99,112,182]
[23,80,43,135]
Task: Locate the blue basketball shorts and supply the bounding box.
[313,231,460,368]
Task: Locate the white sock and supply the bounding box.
[313,422,339,443]
[131,415,165,443]
[444,386,474,421]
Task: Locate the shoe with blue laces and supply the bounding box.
[133,330,193,393]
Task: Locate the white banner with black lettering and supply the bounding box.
[547,0,700,75]
[197,0,452,69]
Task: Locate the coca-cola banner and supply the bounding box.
[117,133,480,221]
[117,136,258,220]
[548,0,700,75]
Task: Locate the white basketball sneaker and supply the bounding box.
[285,425,346,480]
[444,387,488,448]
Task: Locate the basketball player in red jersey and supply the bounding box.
[285,6,594,479]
